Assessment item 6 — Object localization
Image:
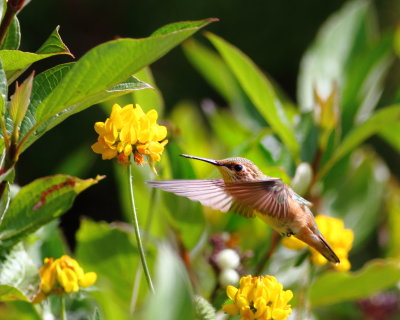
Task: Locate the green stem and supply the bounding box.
[128,163,155,294]
[60,295,67,320]
[130,187,157,313]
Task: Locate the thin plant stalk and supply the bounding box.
[60,295,67,320]
[127,162,155,295]
[130,187,157,313]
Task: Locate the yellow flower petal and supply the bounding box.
[79,272,97,287]
[222,303,239,315]
[226,285,238,300]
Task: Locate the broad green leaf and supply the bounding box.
[318,105,400,179]
[143,243,195,320]
[151,19,217,36]
[16,19,214,152]
[0,301,40,320]
[1,27,72,83]
[76,219,142,320]
[297,0,370,111]
[34,19,216,123]
[0,17,20,50]
[0,285,28,301]
[206,32,299,160]
[310,259,400,307]
[0,174,104,248]
[0,243,38,301]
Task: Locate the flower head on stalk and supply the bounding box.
[282,215,354,271]
[91,103,168,173]
[33,255,97,303]
[222,275,293,320]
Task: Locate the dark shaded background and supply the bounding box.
[14,0,399,244]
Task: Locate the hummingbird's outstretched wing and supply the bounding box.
[147,179,255,218]
[224,179,293,219]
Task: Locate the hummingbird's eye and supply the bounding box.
[233,164,243,172]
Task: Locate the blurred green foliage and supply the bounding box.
[0,0,400,319]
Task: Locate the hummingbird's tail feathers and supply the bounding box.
[295,229,340,264]
[315,233,340,264]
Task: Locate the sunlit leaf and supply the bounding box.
[1,27,72,83]
[0,174,104,248]
[0,16,20,50]
[310,259,400,307]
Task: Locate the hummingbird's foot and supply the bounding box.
[284,229,294,237]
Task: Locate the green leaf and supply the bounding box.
[9,72,34,127]
[310,259,400,307]
[151,19,217,36]
[0,174,104,248]
[0,243,39,301]
[378,121,400,152]
[0,58,7,115]
[206,32,299,160]
[143,244,195,320]
[0,182,10,223]
[76,219,142,320]
[17,19,214,152]
[319,105,400,179]
[34,19,215,122]
[0,285,28,301]
[297,0,371,111]
[1,27,72,83]
[0,16,20,50]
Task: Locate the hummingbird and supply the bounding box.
[147,154,340,264]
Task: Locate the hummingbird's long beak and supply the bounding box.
[180,154,222,166]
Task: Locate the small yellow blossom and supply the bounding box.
[33,255,97,303]
[91,104,168,170]
[222,275,293,320]
[282,215,354,271]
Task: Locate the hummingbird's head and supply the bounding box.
[180,154,264,181]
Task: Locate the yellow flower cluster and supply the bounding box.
[222,275,293,320]
[33,255,97,303]
[282,215,354,271]
[91,104,168,168]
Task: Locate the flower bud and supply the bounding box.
[215,249,240,270]
[219,269,239,287]
[291,162,312,196]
